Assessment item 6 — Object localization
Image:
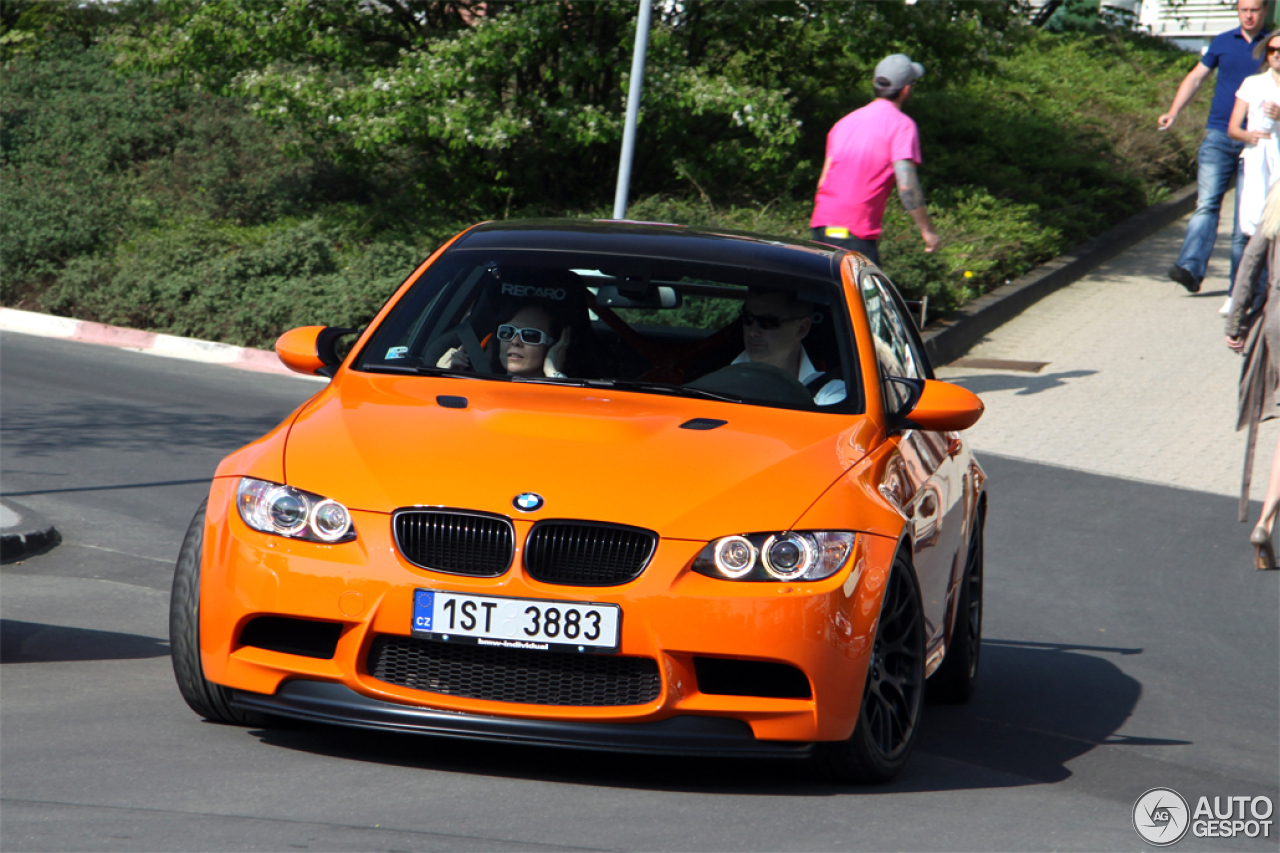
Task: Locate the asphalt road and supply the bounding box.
[2,332,1277,852]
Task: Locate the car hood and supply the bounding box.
[283,374,879,539]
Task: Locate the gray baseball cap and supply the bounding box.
[874,54,925,89]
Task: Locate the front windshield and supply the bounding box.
[354,248,862,414]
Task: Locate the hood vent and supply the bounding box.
[679,418,727,431]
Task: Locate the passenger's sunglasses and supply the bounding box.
[496,324,555,346]
[1268,45,1280,55]
[741,307,806,330]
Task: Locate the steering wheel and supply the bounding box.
[685,362,815,409]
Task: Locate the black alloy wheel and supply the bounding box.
[927,506,984,704]
[813,549,925,783]
[170,500,267,727]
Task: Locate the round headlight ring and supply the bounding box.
[762,533,816,581]
[265,486,309,536]
[713,536,758,579]
[310,499,351,543]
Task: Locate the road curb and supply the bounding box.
[0,499,61,564]
[0,308,300,377]
[922,182,1198,367]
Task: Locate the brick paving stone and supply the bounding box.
[935,190,1276,500]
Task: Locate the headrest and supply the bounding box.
[489,267,587,320]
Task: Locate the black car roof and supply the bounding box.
[453,219,845,282]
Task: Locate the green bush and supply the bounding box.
[0,38,373,298]
[42,219,425,348]
[1,10,1206,348]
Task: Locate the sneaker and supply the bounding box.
[1167,264,1201,293]
[1220,297,1233,316]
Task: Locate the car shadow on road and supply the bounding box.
[904,638,1189,791]
[942,370,1098,397]
[0,619,169,663]
[247,636,1182,794]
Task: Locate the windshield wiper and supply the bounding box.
[510,375,590,387]
[359,368,741,402]
[361,364,509,382]
[584,379,744,404]
[361,363,424,375]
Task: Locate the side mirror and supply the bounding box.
[885,377,983,432]
[275,326,359,378]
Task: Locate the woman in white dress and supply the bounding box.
[1229,33,1280,238]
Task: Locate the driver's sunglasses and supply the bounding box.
[496,324,555,347]
[741,307,805,330]
[1269,45,1280,55]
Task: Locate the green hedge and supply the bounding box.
[1,24,1205,349]
[41,220,422,347]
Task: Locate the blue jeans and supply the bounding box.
[1176,130,1247,286]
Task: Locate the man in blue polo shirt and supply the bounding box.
[1159,0,1271,295]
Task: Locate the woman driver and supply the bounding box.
[437,304,572,378]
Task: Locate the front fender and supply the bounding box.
[790,440,907,541]
[212,395,318,484]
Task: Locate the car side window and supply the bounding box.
[860,273,922,414]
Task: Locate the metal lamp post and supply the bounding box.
[612,0,652,220]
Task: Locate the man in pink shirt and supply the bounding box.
[810,54,941,265]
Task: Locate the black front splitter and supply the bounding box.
[231,680,814,759]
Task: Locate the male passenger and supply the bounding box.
[1159,0,1272,296]
[733,289,846,406]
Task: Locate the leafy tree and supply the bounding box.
[117,1,1017,211]
[1,0,155,58]
[1043,0,1103,33]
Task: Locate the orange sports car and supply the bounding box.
[171,220,986,783]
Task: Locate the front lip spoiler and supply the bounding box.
[232,680,814,759]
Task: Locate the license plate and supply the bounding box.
[412,590,620,653]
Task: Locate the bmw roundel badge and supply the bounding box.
[513,492,544,512]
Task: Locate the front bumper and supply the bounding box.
[201,477,898,745]
[233,680,815,758]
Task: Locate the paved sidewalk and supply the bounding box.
[937,190,1272,500]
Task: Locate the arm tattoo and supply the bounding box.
[893,160,926,212]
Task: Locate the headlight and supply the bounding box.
[693,531,854,582]
[712,535,758,579]
[236,478,356,543]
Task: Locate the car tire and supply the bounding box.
[927,507,984,704]
[170,500,266,726]
[813,549,925,784]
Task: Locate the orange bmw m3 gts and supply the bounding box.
[171,220,987,783]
